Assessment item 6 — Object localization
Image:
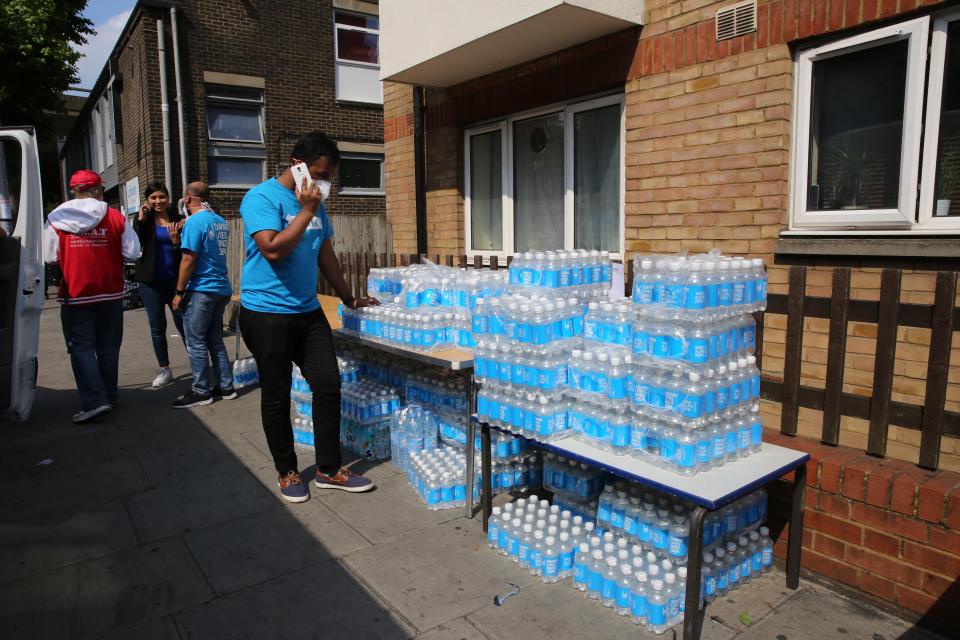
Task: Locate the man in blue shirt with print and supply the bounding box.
[238,132,378,503]
[171,182,234,409]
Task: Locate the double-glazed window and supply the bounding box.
[465,94,624,257]
[334,11,382,104]
[791,11,960,232]
[205,85,265,188]
[339,153,385,195]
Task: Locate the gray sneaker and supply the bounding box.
[73,404,111,424]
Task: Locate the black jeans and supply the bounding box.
[238,306,341,476]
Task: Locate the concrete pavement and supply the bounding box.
[0,304,945,639]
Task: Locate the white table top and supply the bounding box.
[334,330,474,371]
[483,422,808,510]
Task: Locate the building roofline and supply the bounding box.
[60,0,180,159]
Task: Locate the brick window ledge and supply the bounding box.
[761,429,959,634]
[775,237,960,270]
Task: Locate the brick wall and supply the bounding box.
[384,82,416,254]
[176,0,384,219]
[764,429,959,634]
[382,0,959,470]
[104,1,385,222]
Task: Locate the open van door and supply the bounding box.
[0,128,43,420]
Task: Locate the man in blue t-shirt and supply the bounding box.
[238,132,379,503]
[171,182,234,408]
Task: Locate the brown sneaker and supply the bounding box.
[277,470,310,503]
[314,467,375,493]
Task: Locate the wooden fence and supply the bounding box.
[330,254,960,472]
[757,266,959,471]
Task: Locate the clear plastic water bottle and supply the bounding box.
[647,579,669,634]
[615,564,634,616]
[702,552,717,604]
[631,570,649,625]
[601,556,619,608]
[760,526,774,572]
[573,542,590,592]
[587,549,605,600]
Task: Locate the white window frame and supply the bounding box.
[205,85,266,189]
[333,10,379,68]
[338,152,385,196]
[918,8,960,231]
[464,93,625,260]
[464,121,510,258]
[789,17,929,231]
[334,10,382,105]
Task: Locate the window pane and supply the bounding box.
[337,28,379,64]
[934,22,960,217]
[574,104,620,252]
[206,105,262,142]
[209,157,263,186]
[340,157,382,190]
[336,12,378,30]
[514,113,564,251]
[807,41,907,211]
[469,131,503,251]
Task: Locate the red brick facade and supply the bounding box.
[66,0,385,220]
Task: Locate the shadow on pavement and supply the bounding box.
[0,376,412,638]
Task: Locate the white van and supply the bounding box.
[0,127,44,420]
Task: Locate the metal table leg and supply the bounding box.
[683,506,709,640]
[464,374,477,518]
[481,422,492,532]
[787,462,807,589]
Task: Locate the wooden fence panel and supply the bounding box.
[867,269,903,457]
[822,267,851,446]
[781,266,807,436]
[919,272,958,469]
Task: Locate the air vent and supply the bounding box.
[716,0,757,41]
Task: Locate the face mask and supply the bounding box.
[316,179,331,202]
[181,201,190,218]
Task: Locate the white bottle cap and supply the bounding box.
[651,579,664,591]
[606,556,618,568]
[534,530,544,540]
[689,372,700,382]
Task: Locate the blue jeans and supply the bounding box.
[60,301,123,411]
[182,291,232,395]
[138,281,184,367]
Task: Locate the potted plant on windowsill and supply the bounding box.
[828,135,868,210]
[935,156,956,217]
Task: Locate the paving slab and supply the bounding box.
[343,518,542,632]
[0,501,140,583]
[96,413,219,461]
[0,537,213,639]
[417,617,491,640]
[184,502,370,594]
[737,583,941,640]
[176,559,414,639]
[0,457,149,521]
[136,431,264,486]
[467,578,735,640]
[0,429,104,480]
[107,615,182,640]
[122,463,277,542]
[305,461,461,544]
[698,567,801,633]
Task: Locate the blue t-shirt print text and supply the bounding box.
[180,209,232,296]
[239,177,334,314]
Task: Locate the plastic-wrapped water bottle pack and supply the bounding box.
[485,477,771,635]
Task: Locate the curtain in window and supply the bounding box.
[470,130,503,251]
[574,104,620,251]
[514,113,564,251]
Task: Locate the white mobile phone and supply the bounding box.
[291,162,312,191]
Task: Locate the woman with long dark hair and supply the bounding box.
[133,181,185,387]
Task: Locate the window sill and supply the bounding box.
[775,235,960,269]
[338,190,386,197]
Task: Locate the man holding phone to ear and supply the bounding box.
[238,131,379,503]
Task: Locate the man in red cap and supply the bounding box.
[43,170,141,423]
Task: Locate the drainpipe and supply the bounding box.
[156,17,172,188]
[170,7,187,196]
[412,85,427,257]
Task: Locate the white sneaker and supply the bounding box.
[73,405,111,424]
[152,367,173,388]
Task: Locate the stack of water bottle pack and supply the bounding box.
[485,477,772,635]
[342,262,510,351]
[542,453,606,523]
[507,249,615,297]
